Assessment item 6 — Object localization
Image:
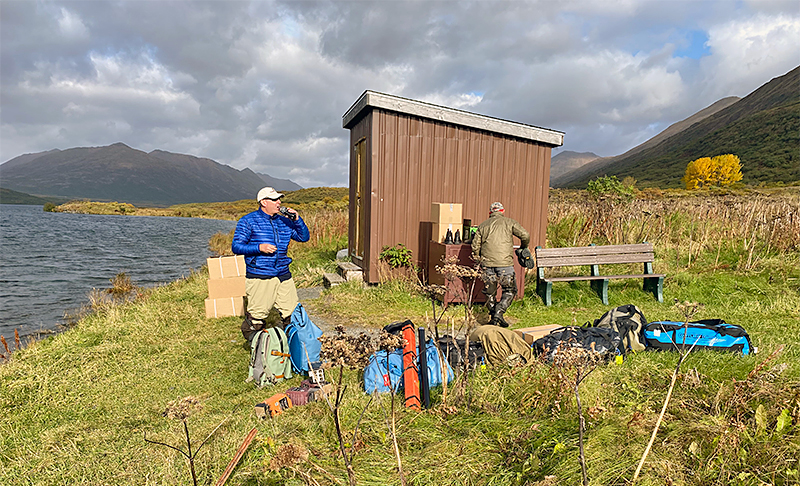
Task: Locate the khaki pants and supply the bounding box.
[245,277,299,320]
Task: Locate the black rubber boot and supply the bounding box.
[491,291,515,328]
[241,313,266,342]
[280,314,292,331]
[453,229,462,244]
[444,228,454,245]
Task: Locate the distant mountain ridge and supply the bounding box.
[255,172,302,192]
[549,151,600,182]
[553,66,799,188]
[0,143,303,206]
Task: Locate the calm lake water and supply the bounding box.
[0,205,236,344]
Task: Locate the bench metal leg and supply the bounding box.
[591,279,609,305]
[643,276,664,302]
[536,280,552,306]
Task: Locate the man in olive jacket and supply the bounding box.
[471,202,530,327]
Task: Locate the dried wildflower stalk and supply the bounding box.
[319,325,383,486]
[552,344,602,486]
[433,255,482,403]
[144,396,227,486]
[633,301,702,482]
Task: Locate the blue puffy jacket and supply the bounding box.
[231,209,310,278]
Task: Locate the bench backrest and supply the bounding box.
[535,243,655,268]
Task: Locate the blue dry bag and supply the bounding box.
[363,339,454,394]
[285,303,324,373]
[363,348,404,394]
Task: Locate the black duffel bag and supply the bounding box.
[532,326,621,363]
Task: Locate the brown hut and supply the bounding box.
[342,90,564,287]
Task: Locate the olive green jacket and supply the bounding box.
[471,212,530,268]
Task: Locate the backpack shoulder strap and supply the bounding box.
[248,330,267,385]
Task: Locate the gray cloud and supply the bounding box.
[1,0,798,187]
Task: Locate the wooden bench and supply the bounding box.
[534,243,665,306]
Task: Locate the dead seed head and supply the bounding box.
[551,345,603,370]
[436,255,480,280]
[163,396,202,420]
[673,299,704,320]
[418,283,446,298]
[378,331,404,351]
[319,326,376,369]
[269,443,309,471]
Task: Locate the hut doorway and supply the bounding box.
[354,137,368,260]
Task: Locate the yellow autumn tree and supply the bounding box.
[682,154,742,189]
[712,154,743,186]
[682,157,714,189]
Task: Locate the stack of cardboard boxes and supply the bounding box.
[204,255,247,318]
[431,202,463,243]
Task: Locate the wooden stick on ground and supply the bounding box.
[215,427,258,486]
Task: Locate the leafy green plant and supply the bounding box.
[379,243,414,268]
[586,175,634,203]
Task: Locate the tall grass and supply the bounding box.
[548,189,799,272]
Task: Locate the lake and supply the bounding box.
[0,204,236,344]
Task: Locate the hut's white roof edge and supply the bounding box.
[343,90,564,147]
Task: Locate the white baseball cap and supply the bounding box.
[257,187,284,202]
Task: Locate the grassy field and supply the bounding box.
[1,188,798,486]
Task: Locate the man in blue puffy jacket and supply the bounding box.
[232,187,310,339]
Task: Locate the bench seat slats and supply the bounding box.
[535,243,654,258]
[544,273,666,283]
[537,252,654,267]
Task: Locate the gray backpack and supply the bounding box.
[588,304,647,354]
[247,327,292,387]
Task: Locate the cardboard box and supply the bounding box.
[431,203,462,224]
[515,325,563,345]
[432,223,463,243]
[207,255,246,280]
[204,296,245,318]
[207,276,246,299]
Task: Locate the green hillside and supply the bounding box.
[563,66,800,188]
[0,187,68,205]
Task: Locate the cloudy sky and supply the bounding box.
[1,1,798,188]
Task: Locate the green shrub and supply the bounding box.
[587,175,634,203]
[379,243,414,268]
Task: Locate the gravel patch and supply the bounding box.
[296,286,379,337]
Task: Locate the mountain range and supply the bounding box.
[551,65,799,187]
[0,144,302,206]
[2,66,797,205]
[549,151,601,181]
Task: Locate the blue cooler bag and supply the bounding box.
[644,319,753,355]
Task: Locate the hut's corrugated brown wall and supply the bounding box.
[349,108,552,283]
